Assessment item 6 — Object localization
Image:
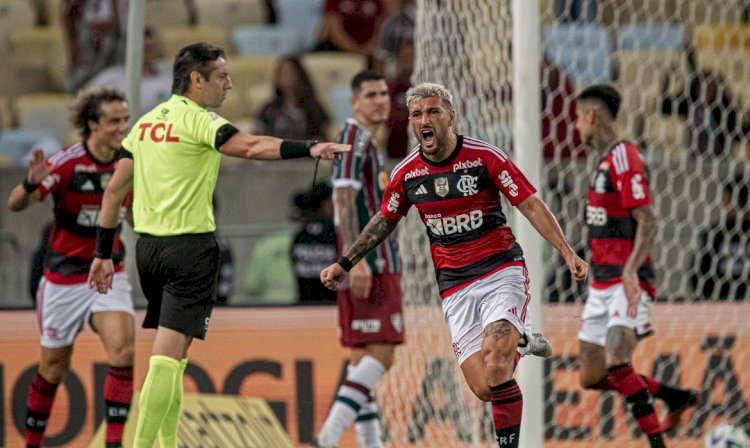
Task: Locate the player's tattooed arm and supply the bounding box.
[344,212,399,265]
[333,186,361,252]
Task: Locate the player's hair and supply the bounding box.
[577,84,622,119]
[172,42,226,95]
[406,82,454,109]
[351,69,386,94]
[724,175,749,209]
[70,87,127,139]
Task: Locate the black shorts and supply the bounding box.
[136,233,220,340]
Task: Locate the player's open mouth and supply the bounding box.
[421,129,435,146]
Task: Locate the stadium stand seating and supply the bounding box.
[14,93,75,145]
[617,24,684,50]
[694,24,750,51]
[227,55,277,92]
[642,113,687,162]
[232,25,302,56]
[145,0,195,27]
[0,0,36,51]
[275,0,324,50]
[542,24,614,85]
[328,83,352,127]
[300,52,367,114]
[194,0,266,28]
[5,27,67,94]
[160,26,231,60]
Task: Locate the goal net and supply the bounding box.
[377,1,750,447]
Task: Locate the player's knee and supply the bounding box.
[109,342,135,366]
[467,379,492,402]
[39,358,71,384]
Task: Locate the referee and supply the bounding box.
[87,42,349,447]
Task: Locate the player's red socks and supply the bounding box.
[608,364,665,446]
[25,373,59,448]
[104,365,134,448]
[490,379,522,448]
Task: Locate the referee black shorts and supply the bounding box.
[136,233,220,340]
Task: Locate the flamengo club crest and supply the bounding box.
[434,177,450,197]
[457,174,478,196]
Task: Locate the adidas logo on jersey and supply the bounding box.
[81,180,95,191]
[415,184,428,196]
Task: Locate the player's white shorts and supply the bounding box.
[578,283,654,347]
[36,272,134,348]
[442,265,532,365]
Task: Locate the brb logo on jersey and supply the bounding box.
[586,205,608,226]
[426,210,483,236]
[457,175,478,196]
[499,170,518,197]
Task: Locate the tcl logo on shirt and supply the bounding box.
[137,123,180,142]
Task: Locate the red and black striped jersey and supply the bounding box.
[332,118,400,274]
[381,135,536,298]
[38,143,128,284]
[586,140,656,297]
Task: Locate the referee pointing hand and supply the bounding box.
[87,42,349,448]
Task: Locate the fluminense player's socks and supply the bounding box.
[608,364,665,447]
[104,365,134,448]
[355,396,383,448]
[490,379,522,448]
[133,355,181,448]
[25,373,59,448]
[158,358,188,448]
[316,355,386,447]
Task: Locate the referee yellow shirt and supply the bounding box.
[122,94,230,236]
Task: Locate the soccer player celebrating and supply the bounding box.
[7,88,135,448]
[87,43,349,447]
[321,82,587,448]
[574,84,697,447]
[313,70,402,448]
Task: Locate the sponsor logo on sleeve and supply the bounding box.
[387,193,400,213]
[499,170,518,197]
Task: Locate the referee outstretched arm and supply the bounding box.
[219,132,348,161]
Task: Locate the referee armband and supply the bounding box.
[116,147,133,160]
[215,124,240,150]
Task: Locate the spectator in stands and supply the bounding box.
[373,0,415,76]
[385,38,414,159]
[64,0,128,92]
[313,0,387,64]
[690,175,750,300]
[553,0,598,22]
[85,27,172,117]
[241,197,298,305]
[660,69,750,157]
[253,55,331,141]
[292,183,337,305]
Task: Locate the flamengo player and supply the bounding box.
[321,82,588,448]
[575,84,697,448]
[7,88,135,448]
